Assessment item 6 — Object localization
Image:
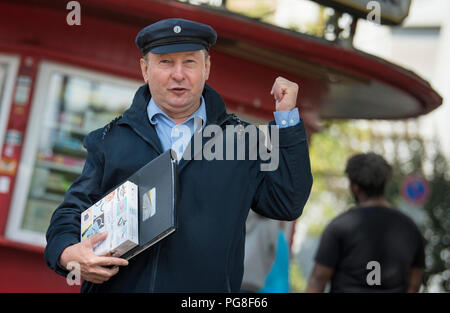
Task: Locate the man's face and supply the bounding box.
[140,49,211,119]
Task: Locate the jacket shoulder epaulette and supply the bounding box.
[102,115,123,139]
[227,113,251,127]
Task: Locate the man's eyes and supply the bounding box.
[158,59,196,64]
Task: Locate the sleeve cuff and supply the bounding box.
[268,118,308,148]
[273,108,300,128]
[44,233,79,277]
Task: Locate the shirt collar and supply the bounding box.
[147,96,207,128]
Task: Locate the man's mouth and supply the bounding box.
[169,87,188,96]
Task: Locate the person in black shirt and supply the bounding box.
[306,152,425,293]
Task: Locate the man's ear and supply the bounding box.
[350,183,360,203]
[140,58,149,83]
[350,183,358,194]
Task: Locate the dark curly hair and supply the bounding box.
[345,152,392,197]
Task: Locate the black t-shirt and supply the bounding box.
[314,206,425,293]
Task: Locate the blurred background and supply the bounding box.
[0,0,448,292]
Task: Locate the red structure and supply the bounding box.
[0,0,442,292]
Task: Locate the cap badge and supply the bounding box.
[173,25,181,33]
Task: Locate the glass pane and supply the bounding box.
[21,69,137,234]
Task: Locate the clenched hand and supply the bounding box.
[270,76,299,112]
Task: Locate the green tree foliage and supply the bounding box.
[307,120,371,229]
[422,147,450,291]
[290,262,307,292]
[385,136,449,291]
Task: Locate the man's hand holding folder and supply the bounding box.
[59,232,129,284]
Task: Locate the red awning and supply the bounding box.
[3,0,442,123]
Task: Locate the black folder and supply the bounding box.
[121,149,178,260]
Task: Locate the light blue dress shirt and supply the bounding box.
[147,96,207,161]
[147,97,300,160]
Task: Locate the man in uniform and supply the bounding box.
[45,18,312,292]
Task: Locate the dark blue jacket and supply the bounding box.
[44,83,312,292]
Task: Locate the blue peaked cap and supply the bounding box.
[136,18,217,55]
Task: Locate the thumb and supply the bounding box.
[88,232,108,246]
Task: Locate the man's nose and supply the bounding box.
[171,63,185,81]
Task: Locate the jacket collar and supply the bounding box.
[147,95,207,131]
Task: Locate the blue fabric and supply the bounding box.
[147,96,207,161]
[273,108,300,129]
[259,230,290,293]
[135,18,218,55]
